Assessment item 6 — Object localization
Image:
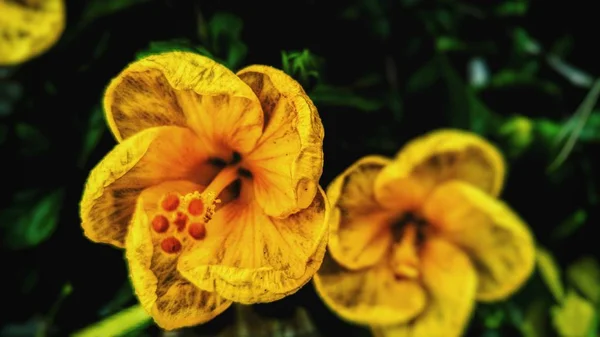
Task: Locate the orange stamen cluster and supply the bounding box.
[188,223,206,240]
[188,199,204,215]
[173,212,188,231]
[151,215,169,233]
[151,192,212,254]
[161,237,182,253]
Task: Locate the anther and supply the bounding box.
[161,193,180,212]
[151,215,169,233]
[188,199,204,216]
[160,237,181,254]
[173,212,188,231]
[188,223,206,240]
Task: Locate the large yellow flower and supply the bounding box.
[0,0,65,65]
[313,129,535,337]
[80,52,329,330]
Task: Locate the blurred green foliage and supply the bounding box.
[1,0,599,336]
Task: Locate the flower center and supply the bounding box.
[149,165,242,255]
[390,212,428,281]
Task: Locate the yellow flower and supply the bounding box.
[80,52,329,330]
[313,129,535,337]
[0,0,65,65]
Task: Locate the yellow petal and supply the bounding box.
[177,187,329,303]
[375,129,505,210]
[126,180,231,330]
[104,51,264,155]
[422,181,535,301]
[313,252,427,326]
[326,155,395,270]
[371,238,477,337]
[80,126,215,247]
[237,65,324,218]
[0,0,64,65]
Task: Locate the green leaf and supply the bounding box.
[436,36,466,52]
[207,12,247,69]
[519,299,549,337]
[135,39,215,61]
[498,115,534,158]
[72,305,151,337]
[578,112,600,142]
[551,35,574,59]
[567,257,600,304]
[81,0,151,25]
[548,79,600,172]
[495,0,529,17]
[78,106,106,168]
[406,59,439,93]
[281,49,323,87]
[309,84,384,112]
[546,54,594,88]
[0,80,22,117]
[513,27,541,55]
[551,209,587,240]
[551,290,597,337]
[438,54,500,135]
[15,123,50,156]
[99,281,135,317]
[536,246,565,303]
[488,70,560,95]
[535,118,562,147]
[482,306,505,329]
[0,188,65,250]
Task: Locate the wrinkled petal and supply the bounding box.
[177,188,329,303]
[325,155,395,270]
[104,51,264,155]
[126,180,231,330]
[375,129,505,210]
[372,238,477,337]
[237,65,324,218]
[80,126,216,247]
[0,0,64,65]
[313,252,426,326]
[422,181,535,301]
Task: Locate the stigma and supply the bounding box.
[151,190,220,254]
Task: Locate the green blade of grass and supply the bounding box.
[71,305,151,337]
[547,78,600,172]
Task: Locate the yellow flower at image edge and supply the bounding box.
[313,130,536,337]
[0,0,65,65]
[79,52,328,330]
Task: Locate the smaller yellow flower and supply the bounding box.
[0,0,65,65]
[314,129,535,337]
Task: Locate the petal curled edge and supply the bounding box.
[126,180,232,330]
[0,0,64,65]
[325,156,395,270]
[372,238,477,337]
[177,187,329,304]
[313,252,427,326]
[423,181,535,301]
[237,65,325,218]
[375,129,505,210]
[104,51,264,154]
[80,126,212,247]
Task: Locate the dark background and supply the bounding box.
[1,0,598,336]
